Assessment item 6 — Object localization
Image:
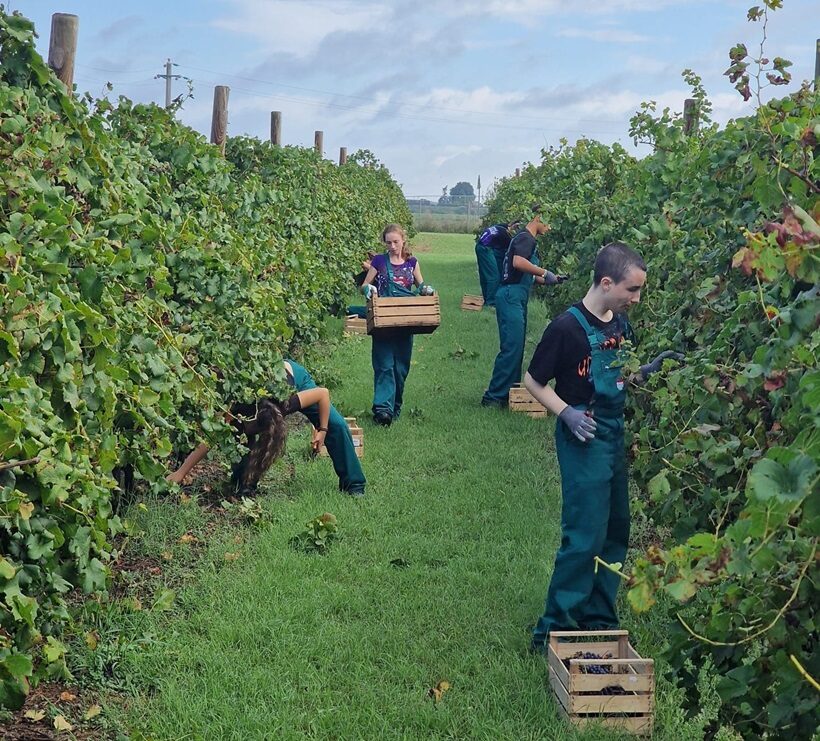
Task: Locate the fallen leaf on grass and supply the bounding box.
[54,715,73,731]
[59,691,77,702]
[148,566,162,575]
[24,709,46,721]
[224,552,241,561]
[427,680,452,703]
[161,551,174,561]
[85,630,99,650]
[137,503,148,511]
[84,704,102,720]
[179,533,198,544]
[178,493,192,503]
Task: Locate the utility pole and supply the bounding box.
[155,59,182,110]
[477,174,481,208]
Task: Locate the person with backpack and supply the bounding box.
[474,221,519,307]
[360,223,434,426]
[482,206,565,408]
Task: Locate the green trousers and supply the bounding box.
[475,242,500,306]
[287,360,366,496]
[371,332,413,419]
[531,410,629,646]
[483,283,529,404]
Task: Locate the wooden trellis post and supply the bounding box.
[271,111,281,145]
[339,147,347,165]
[48,13,79,94]
[210,86,229,156]
[314,130,323,156]
[683,98,698,135]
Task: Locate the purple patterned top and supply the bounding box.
[370,253,417,296]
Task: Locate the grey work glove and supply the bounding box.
[541,271,569,285]
[558,406,597,442]
[419,284,435,296]
[363,284,378,300]
[640,350,685,380]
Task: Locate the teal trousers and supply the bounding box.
[287,360,366,496]
[531,411,629,647]
[475,242,500,306]
[371,332,413,419]
[483,283,529,404]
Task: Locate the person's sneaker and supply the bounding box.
[347,489,365,498]
[373,412,392,426]
[481,396,507,408]
[528,641,546,656]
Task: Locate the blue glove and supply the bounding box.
[558,406,597,442]
[363,284,378,300]
[639,350,685,380]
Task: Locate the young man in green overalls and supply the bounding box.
[482,208,563,407]
[523,242,682,650]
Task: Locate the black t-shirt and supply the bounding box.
[527,302,634,406]
[501,230,537,284]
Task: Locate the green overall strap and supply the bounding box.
[383,253,415,298]
[567,305,601,350]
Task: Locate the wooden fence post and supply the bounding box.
[815,38,819,91]
[48,13,79,94]
[210,86,229,156]
[271,111,281,145]
[314,130,323,157]
[339,147,347,165]
[515,168,520,177]
[683,98,698,136]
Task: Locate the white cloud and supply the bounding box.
[557,28,651,43]
[211,0,389,56]
[433,145,483,168]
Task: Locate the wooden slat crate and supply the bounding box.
[319,417,363,458]
[508,383,547,418]
[366,295,440,336]
[344,315,367,335]
[548,630,654,736]
[460,294,484,311]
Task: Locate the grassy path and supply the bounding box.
[122,234,679,740]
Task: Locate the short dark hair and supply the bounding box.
[593,242,646,285]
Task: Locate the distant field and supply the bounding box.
[412,211,481,233]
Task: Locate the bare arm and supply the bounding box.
[296,387,331,452]
[413,261,424,287]
[361,266,378,292]
[512,255,548,278]
[523,372,568,417]
[166,442,210,484]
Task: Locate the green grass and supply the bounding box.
[113,233,702,740]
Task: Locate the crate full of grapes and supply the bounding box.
[547,630,654,735]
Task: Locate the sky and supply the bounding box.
[12,0,819,200]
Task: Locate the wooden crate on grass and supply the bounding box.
[548,630,654,736]
[460,294,484,311]
[319,417,363,458]
[366,295,440,336]
[344,314,367,335]
[509,383,547,418]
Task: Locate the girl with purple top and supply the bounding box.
[360,224,432,426]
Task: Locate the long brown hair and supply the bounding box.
[381,223,412,260]
[229,398,287,492]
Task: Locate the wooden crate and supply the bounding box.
[344,315,367,335]
[319,417,363,458]
[548,631,654,736]
[508,383,547,418]
[366,295,440,336]
[461,294,484,311]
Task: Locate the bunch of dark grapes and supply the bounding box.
[564,650,613,674]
